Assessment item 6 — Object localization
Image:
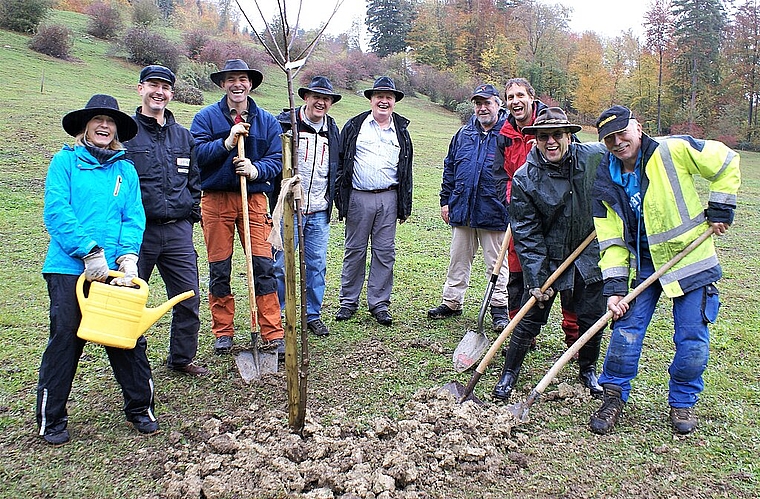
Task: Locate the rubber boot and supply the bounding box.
[577,328,603,398]
[491,305,510,333]
[492,335,532,402]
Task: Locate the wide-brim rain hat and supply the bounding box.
[363,76,404,101]
[522,106,582,135]
[61,94,137,141]
[298,75,342,103]
[210,59,264,89]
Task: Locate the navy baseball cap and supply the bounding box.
[471,84,500,100]
[596,105,634,141]
[139,65,176,86]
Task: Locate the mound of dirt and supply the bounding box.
[160,388,535,498]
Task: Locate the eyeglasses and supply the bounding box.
[535,131,568,142]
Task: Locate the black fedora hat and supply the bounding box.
[61,94,137,141]
[363,76,404,101]
[298,76,342,103]
[522,107,582,135]
[210,59,264,89]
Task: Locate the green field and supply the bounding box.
[0,10,758,498]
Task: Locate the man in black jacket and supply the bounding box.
[334,77,413,326]
[125,65,207,376]
[492,107,606,401]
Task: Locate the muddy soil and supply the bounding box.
[157,377,593,499]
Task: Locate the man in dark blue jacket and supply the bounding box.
[427,84,510,332]
[125,65,207,376]
[190,59,284,355]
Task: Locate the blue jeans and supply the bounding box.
[599,258,719,407]
[274,210,330,322]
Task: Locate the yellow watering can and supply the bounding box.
[76,271,195,349]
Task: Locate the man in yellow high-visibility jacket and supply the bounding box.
[589,105,740,436]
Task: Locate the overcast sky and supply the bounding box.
[239,0,649,44]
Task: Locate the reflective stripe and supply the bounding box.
[599,237,626,251]
[659,254,720,286]
[647,214,705,245]
[707,150,737,182]
[602,266,629,279]
[657,141,692,226]
[39,388,48,436]
[147,378,156,422]
[709,190,737,205]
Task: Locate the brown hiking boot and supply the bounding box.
[670,406,698,435]
[589,384,624,435]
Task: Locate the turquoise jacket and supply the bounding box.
[42,145,145,275]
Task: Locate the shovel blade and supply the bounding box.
[506,390,540,423]
[439,381,483,405]
[234,348,278,383]
[452,329,489,372]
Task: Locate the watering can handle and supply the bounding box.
[76,270,148,303]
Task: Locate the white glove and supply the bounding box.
[111,254,138,287]
[82,247,109,282]
[234,156,258,180]
[224,122,250,150]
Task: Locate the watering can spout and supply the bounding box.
[138,290,196,334]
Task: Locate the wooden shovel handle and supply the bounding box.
[474,229,597,376]
[459,230,597,402]
[492,226,511,279]
[531,226,716,396]
[239,139,259,332]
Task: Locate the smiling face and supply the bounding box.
[472,96,500,131]
[535,128,571,163]
[505,83,535,128]
[303,92,334,122]
[85,115,117,148]
[603,119,643,170]
[222,72,252,108]
[138,79,173,119]
[370,91,396,124]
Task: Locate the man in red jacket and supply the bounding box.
[494,78,579,351]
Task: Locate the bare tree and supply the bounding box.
[234,0,345,434]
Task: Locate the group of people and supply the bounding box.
[428,79,740,437]
[36,58,739,446]
[35,60,414,446]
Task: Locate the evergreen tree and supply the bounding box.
[366,0,415,57]
[671,0,726,129]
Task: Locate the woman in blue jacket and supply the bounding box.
[36,95,155,446]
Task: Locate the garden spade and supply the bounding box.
[442,231,597,404]
[507,227,715,422]
[452,226,511,372]
[233,139,278,382]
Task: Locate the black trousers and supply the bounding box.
[36,274,155,435]
[138,219,201,368]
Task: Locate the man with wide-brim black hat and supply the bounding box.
[37,94,159,445]
[492,106,608,405]
[190,59,285,357]
[272,76,342,337]
[334,76,413,326]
